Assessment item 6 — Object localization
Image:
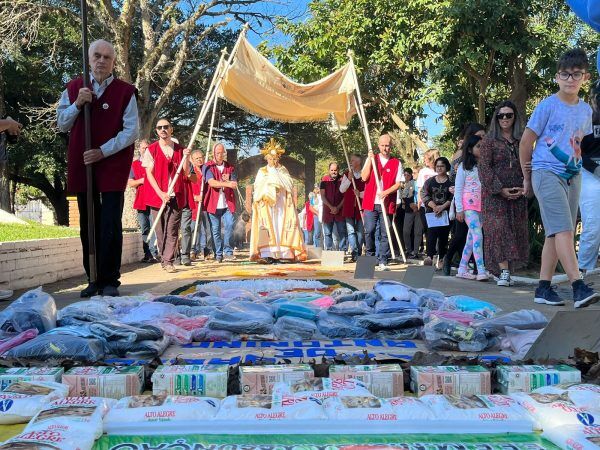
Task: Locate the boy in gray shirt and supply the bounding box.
[520,48,598,308]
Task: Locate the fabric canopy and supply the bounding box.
[218,38,357,124]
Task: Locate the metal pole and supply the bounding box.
[80,0,97,282]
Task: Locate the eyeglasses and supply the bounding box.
[558,71,586,81]
[497,113,514,120]
[156,125,170,130]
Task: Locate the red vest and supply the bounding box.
[190,167,206,221]
[66,77,136,193]
[131,159,146,211]
[362,155,400,215]
[321,175,344,223]
[203,160,236,214]
[144,141,186,209]
[304,201,315,232]
[341,171,365,220]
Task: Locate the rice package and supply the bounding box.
[388,396,435,420]
[544,424,600,450]
[27,396,115,439]
[497,365,581,394]
[62,366,144,399]
[533,383,600,411]
[104,395,219,429]
[0,367,64,390]
[239,364,314,395]
[216,394,326,421]
[323,395,397,421]
[0,381,69,424]
[511,391,599,431]
[272,378,373,399]
[329,364,404,398]
[410,365,491,397]
[421,394,534,426]
[151,364,228,398]
[0,424,96,450]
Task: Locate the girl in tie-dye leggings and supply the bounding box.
[454,135,489,281]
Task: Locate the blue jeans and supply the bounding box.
[193,211,213,256]
[323,220,347,251]
[137,208,157,258]
[303,229,310,244]
[346,217,364,257]
[365,206,391,264]
[313,217,322,248]
[208,208,234,258]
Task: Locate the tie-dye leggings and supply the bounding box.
[459,210,485,274]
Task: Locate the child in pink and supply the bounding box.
[454,135,488,281]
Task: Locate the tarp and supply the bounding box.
[218,38,357,124]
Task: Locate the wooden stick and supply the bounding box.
[334,119,364,227]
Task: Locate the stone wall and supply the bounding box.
[0,232,143,290]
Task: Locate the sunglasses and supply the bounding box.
[497,113,514,120]
[156,125,171,130]
[557,71,585,81]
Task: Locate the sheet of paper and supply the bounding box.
[425,210,449,228]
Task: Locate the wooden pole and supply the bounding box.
[334,119,364,227]
[80,0,96,283]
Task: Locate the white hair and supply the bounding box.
[88,39,116,59]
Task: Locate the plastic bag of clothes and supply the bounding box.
[220,288,257,301]
[374,301,420,315]
[376,328,422,340]
[57,300,112,325]
[175,305,218,317]
[5,333,105,363]
[119,301,177,323]
[216,394,326,421]
[209,301,274,335]
[328,301,373,316]
[373,280,413,302]
[473,309,548,334]
[423,315,495,352]
[274,302,320,321]
[0,381,69,424]
[353,312,424,332]
[330,287,353,299]
[0,287,56,334]
[153,295,205,307]
[444,295,497,319]
[192,328,237,342]
[273,316,319,340]
[317,311,372,338]
[123,335,170,358]
[163,314,209,331]
[155,321,193,345]
[500,326,543,360]
[0,329,38,355]
[335,290,379,307]
[415,288,446,309]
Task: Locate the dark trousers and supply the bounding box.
[137,208,157,258]
[392,205,405,254]
[365,205,391,264]
[426,225,451,259]
[446,219,469,265]
[77,191,124,288]
[151,199,182,265]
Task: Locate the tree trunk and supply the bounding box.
[304,149,316,200]
[45,191,69,226]
[509,55,527,129]
[0,59,11,213]
[477,82,487,126]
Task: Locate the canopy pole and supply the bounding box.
[148,24,249,243]
[347,52,396,261]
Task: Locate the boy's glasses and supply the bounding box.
[156,125,170,130]
[557,71,585,81]
[497,113,514,120]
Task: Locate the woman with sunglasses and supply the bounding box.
[479,100,529,286]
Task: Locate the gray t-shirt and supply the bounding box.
[527,94,593,179]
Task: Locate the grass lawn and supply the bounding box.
[0,222,79,242]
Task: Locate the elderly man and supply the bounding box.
[57,39,139,297]
[320,162,347,251]
[340,153,365,262]
[361,134,403,271]
[203,143,237,263]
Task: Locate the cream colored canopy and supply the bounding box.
[218,38,357,125]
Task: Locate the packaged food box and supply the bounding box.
[239,364,314,395]
[62,366,144,399]
[329,364,404,398]
[410,365,491,397]
[0,367,64,390]
[151,364,228,398]
[496,365,581,394]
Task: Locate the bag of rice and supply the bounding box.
[0,381,69,424]
[27,396,115,439]
[0,424,96,450]
[216,394,326,421]
[544,424,600,450]
[533,383,600,411]
[388,396,435,420]
[323,396,397,421]
[272,378,374,400]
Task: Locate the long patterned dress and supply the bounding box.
[479,136,529,275]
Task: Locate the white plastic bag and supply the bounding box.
[323,396,397,421]
[388,396,435,420]
[0,287,56,333]
[0,381,69,424]
[272,378,373,400]
[0,423,96,450]
[216,394,326,421]
[544,424,600,450]
[533,383,600,411]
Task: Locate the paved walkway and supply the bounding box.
[4,251,599,317]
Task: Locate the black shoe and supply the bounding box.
[573,282,600,309]
[80,283,99,298]
[216,256,223,263]
[442,257,451,276]
[102,285,120,297]
[534,285,565,306]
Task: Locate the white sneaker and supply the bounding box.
[376,263,390,272]
[497,270,513,287]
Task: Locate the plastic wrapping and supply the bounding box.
[119,301,177,323]
[5,333,105,362]
[216,394,326,421]
[445,295,498,318]
[273,316,319,340]
[0,287,56,334]
[209,302,274,335]
[532,384,600,411]
[423,316,494,352]
[175,305,218,317]
[0,381,69,424]
[153,295,206,307]
[0,329,38,355]
[336,290,379,307]
[353,312,424,331]
[428,310,477,326]
[544,424,600,450]
[220,288,258,300]
[0,424,96,450]
[163,314,210,331]
[374,301,420,315]
[124,335,170,357]
[416,288,446,309]
[328,301,373,316]
[376,327,422,340]
[272,378,373,399]
[192,328,237,342]
[473,309,548,334]
[323,396,396,421]
[331,287,354,299]
[274,302,319,321]
[500,327,543,360]
[155,322,193,344]
[317,311,372,338]
[373,280,414,302]
[57,300,113,325]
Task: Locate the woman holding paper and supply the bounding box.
[421,157,453,269]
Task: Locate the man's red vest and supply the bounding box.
[203,160,236,214]
[66,77,136,193]
[341,171,366,221]
[144,141,186,209]
[304,201,315,232]
[190,167,206,221]
[321,175,344,223]
[362,155,400,215]
[131,159,147,211]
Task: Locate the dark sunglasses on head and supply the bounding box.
[497,113,514,120]
[156,125,170,130]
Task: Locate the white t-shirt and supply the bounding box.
[374,155,403,206]
[416,167,437,206]
[215,164,227,209]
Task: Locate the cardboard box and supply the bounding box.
[410,365,491,397]
[152,364,228,398]
[62,366,144,399]
[239,364,314,395]
[0,367,64,390]
[329,364,404,398]
[496,365,581,394]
